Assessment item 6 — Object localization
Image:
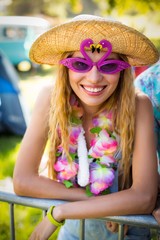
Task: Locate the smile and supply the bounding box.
[82,86,105,93]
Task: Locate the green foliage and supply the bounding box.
[0,135,22,178]
[93,0,160,15]
[3,0,160,18]
[151,38,160,52]
[0,202,59,239]
[69,0,83,13]
[0,134,58,239]
[7,0,42,16]
[0,203,10,240]
[6,0,83,18]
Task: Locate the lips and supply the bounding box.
[82,86,106,93]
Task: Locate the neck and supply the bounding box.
[80,103,102,117]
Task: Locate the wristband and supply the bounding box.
[47,206,65,227]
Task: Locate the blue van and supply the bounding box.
[0,16,50,71]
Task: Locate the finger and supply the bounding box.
[153,208,160,225]
[110,222,119,232]
[106,222,119,232]
[106,222,128,235]
[124,224,128,236]
[106,221,112,228]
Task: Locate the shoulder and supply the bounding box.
[34,84,53,108]
[32,83,53,117]
[135,92,154,127]
[36,83,53,101]
[135,91,152,110]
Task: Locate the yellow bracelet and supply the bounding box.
[47,206,65,227]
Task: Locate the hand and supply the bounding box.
[106,221,128,236]
[153,208,160,225]
[29,216,57,240]
[152,175,160,225]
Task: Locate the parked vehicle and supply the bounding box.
[0,16,50,71]
[0,49,28,135]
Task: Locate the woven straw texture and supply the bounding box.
[29,15,159,66]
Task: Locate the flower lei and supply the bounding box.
[54,95,119,196]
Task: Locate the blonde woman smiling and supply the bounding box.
[13,15,159,240]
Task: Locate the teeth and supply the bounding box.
[83,86,104,92]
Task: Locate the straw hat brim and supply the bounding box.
[29,15,159,66]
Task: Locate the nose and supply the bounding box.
[86,65,103,84]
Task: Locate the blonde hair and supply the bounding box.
[47,54,135,188]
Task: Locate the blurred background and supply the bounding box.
[0,0,160,239]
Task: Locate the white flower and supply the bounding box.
[77,128,90,187]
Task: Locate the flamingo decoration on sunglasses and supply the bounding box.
[80,38,112,65]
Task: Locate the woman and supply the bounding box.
[13,15,159,240]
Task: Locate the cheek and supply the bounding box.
[69,70,83,84]
[107,72,120,86]
[68,71,78,90]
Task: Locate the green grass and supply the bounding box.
[0,135,22,178]
[0,134,39,240]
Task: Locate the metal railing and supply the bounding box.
[0,190,160,240]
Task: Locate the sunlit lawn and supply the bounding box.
[0,66,59,240]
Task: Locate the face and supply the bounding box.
[68,50,121,113]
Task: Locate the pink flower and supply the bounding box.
[90,162,115,183]
[69,126,81,145]
[100,155,116,166]
[54,157,78,181]
[69,144,77,153]
[89,162,115,195]
[90,181,109,195]
[89,129,118,158]
[93,111,113,131]
[57,143,77,154]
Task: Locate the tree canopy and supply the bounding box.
[3,0,160,18]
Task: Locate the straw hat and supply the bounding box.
[29,14,159,66]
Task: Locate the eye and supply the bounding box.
[72,61,89,71]
[100,63,118,72]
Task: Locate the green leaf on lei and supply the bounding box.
[56,152,61,157]
[70,153,77,160]
[71,116,82,125]
[86,185,93,197]
[106,129,116,139]
[63,180,73,188]
[90,127,102,134]
[100,188,110,195]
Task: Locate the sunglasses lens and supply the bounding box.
[100,63,118,73]
[72,61,89,71]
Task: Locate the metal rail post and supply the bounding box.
[79,219,85,240]
[9,203,15,240]
[118,224,124,240]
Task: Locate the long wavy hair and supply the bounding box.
[47,52,136,189]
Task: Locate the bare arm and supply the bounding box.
[13,86,88,201]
